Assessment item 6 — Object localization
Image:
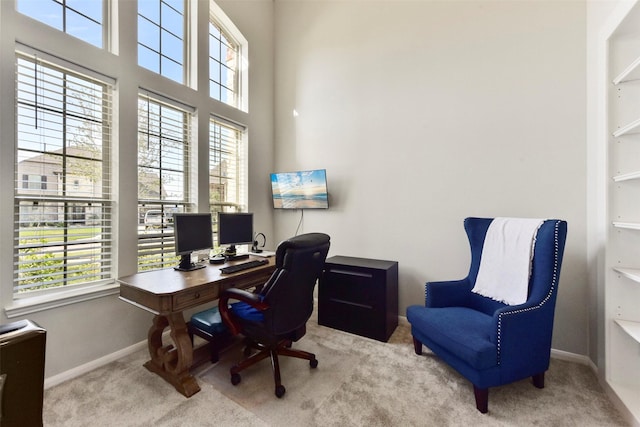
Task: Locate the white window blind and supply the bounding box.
[14,52,113,294]
[209,117,246,246]
[137,93,193,271]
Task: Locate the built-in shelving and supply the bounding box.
[612,222,640,230]
[615,319,640,343]
[612,170,640,182]
[613,117,640,138]
[605,2,640,425]
[613,54,640,84]
[613,266,640,282]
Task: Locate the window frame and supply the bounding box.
[16,0,106,49]
[209,0,248,111]
[13,49,115,299]
[137,0,187,85]
[136,91,195,272]
[209,116,247,248]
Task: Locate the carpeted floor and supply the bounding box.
[43,316,627,426]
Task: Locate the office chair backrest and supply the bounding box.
[262,233,330,336]
[462,217,567,315]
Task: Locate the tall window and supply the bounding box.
[138,0,185,84]
[14,51,113,294]
[209,19,240,108]
[209,117,246,245]
[137,93,193,271]
[16,0,103,48]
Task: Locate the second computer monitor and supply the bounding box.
[218,212,253,256]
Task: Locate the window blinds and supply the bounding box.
[14,52,113,293]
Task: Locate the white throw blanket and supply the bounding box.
[471,217,544,305]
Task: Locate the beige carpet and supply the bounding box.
[43,316,627,426]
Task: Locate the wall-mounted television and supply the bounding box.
[270,169,329,209]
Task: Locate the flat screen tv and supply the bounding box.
[270,169,329,209]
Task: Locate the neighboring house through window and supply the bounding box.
[137,93,194,271]
[209,117,246,246]
[14,50,113,294]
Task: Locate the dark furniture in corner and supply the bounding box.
[406,218,567,413]
[318,256,398,342]
[0,319,47,427]
[216,233,330,398]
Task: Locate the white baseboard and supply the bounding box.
[44,340,147,390]
[549,348,592,366]
[44,316,597,392]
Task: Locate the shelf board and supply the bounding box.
[613,117,640,137]
[613,54,640,85]
[608,381,640,424]
[613,267,640,283]
[613,170,640,182]
[615,319,640,344]
[613,221,640,230]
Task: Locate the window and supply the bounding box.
[137,93,193,271]
[14,51,113,294]
[138,0,185,84]
[209,117,246,246]
[16,0,103,48]
[209,19,240,107]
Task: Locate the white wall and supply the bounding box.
[274,0,588,354]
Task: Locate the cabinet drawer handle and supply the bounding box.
[328,268,373,278]
[194,292,200,299]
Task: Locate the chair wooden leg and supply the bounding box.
[473,386,488,414]
[412,337,423,355]
[532,372,545,389]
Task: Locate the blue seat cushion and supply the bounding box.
[406,305,497,370]
[191,306,228,335]
[230,299,265,322]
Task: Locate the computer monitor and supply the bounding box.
[173,213,213,271]
[218,212,253,256]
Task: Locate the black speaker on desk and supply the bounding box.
[0,319,47,427]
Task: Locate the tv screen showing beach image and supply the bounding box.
[270,169,329,209]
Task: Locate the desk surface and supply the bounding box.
[118,256,276,315]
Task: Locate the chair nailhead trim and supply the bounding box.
[496,220,561,365]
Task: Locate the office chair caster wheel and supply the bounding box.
[310,359,318,368]
[231,373,241,386]
[275,385,286,398]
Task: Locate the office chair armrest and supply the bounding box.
[425,279,471,307]
[219,288,270,335]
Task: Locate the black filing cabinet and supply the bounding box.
[319,256,398,342]
[0,319,47,427]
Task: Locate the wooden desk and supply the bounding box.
[118,257,276,397]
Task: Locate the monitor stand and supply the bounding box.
[174,254,206,271]
[223,245,237,257]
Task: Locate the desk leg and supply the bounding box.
[143,313,201,397]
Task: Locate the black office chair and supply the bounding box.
[217,232,330,398]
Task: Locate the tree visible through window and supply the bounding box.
[209,117,246,245]
[137,94,193,271]
[14,52,113,293]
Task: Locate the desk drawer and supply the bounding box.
[173,286,220,311]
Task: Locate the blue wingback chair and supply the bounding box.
[406,218,567,413]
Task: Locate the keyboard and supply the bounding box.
[219,259,269,274]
